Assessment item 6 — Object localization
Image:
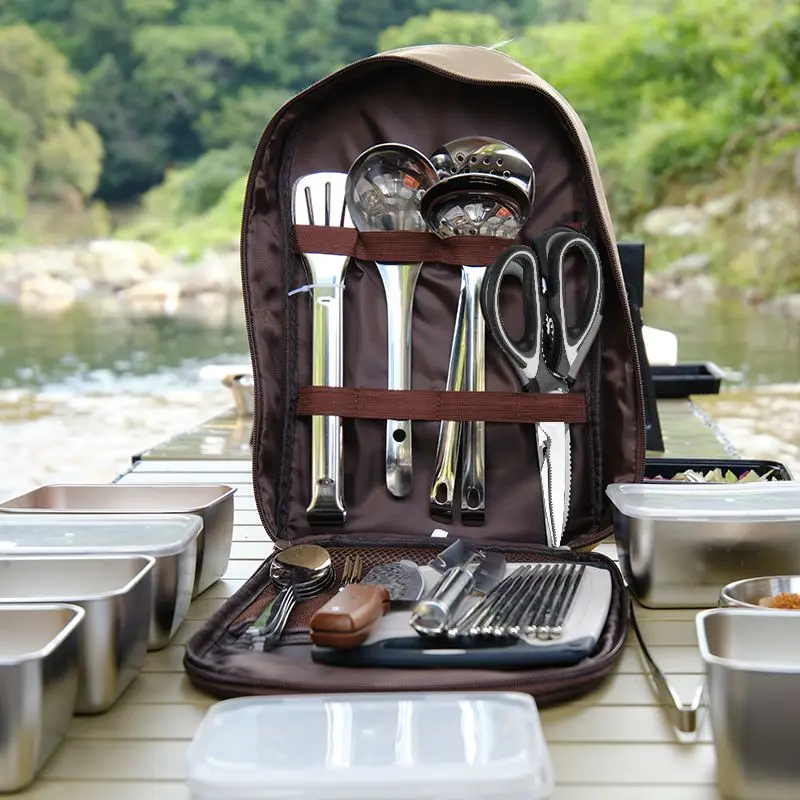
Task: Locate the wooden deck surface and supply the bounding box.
[19,399,733,798]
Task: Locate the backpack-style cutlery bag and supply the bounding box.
[184,44,645,704]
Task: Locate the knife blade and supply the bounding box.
[410,550,506,637]
[309,560,425,650]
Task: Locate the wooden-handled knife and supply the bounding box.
[309,561,426,650]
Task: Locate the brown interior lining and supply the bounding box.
[242,59,639,549]
[297,386,588,422]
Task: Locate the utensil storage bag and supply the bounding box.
[185,44,645,704]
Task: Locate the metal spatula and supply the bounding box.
[292,173,354,525]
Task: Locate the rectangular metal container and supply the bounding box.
[0,513,202,649]
[0,603,84,792]
[0,483,236,596]
[0,555,154,713]
[607,482,800,608]
[697,608,800,799]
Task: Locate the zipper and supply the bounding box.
[185,539,627,695]
[239,44,647,549]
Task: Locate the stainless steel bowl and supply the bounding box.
[0,512,202,650]
[0,603,84,792]
[0,555,154,713]
[697,607,800,799]
[720,575,800,611]
[0,483,236,596]
[607,482,800,608]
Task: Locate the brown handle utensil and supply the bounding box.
[310,584,391,649]
[309,560,426,650]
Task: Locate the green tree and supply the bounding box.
[507,0,800,219]
[196,87,291,151]
[378,10,511,51]
[0,24,103,231]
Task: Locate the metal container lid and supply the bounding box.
[0,513,202,557]
[607,482,800,521]
[186,692,555,800]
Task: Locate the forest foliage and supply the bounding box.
[1,0,799,257]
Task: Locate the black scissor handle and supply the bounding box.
[537,228,604,384]
[480,243,546,391]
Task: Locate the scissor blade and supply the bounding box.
[536,421,571,548]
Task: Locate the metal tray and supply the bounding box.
[650,362,724,398]
[697,608,800,799]
[645,457,794,482]
[0,483,235,596]
[0,603,84,792]
[0,513,202,649]
[0,555,154,713]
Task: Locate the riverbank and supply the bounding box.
[0,239,242,316]
[4,181,800,320]
[638,192,800,316]
[3,230,800,320]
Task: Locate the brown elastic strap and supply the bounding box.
[293,226,522,266]
[297,387,587,423]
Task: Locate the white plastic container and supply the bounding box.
[186,692,555,800]
[607,482,800,607]
[0,513,202,648]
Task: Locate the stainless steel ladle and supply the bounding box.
[431,136,535,201]
[346,143,439,498]
[422,169,532,523]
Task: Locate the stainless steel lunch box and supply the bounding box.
[0,603,84,791]
[0,555,154,713]
[697,607,800,799]
[0,513,202,649]
[0,483,236,596]
[607,482,800,608]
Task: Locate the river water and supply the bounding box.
[0,295,799,499]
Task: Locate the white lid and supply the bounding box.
[186,692,555,800]
[607,481,800,521]
[0,513,202,557]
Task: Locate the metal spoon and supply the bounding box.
[422,171,531,523]
[245,544,333,651]
[346,143,439,498]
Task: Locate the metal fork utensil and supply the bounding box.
[244,543,334,651]
[245,568,335,651]
[338,555,364,587]
[292,172,354,525]
[252,555,361,649]
[447,563,585,641]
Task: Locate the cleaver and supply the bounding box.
[309,560,425,650]
[410,546,506,637]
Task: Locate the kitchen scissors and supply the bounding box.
[479,227,604,547]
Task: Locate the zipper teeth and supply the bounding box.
[240,45,647,547]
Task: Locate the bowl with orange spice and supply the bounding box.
[720,576,800,611]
